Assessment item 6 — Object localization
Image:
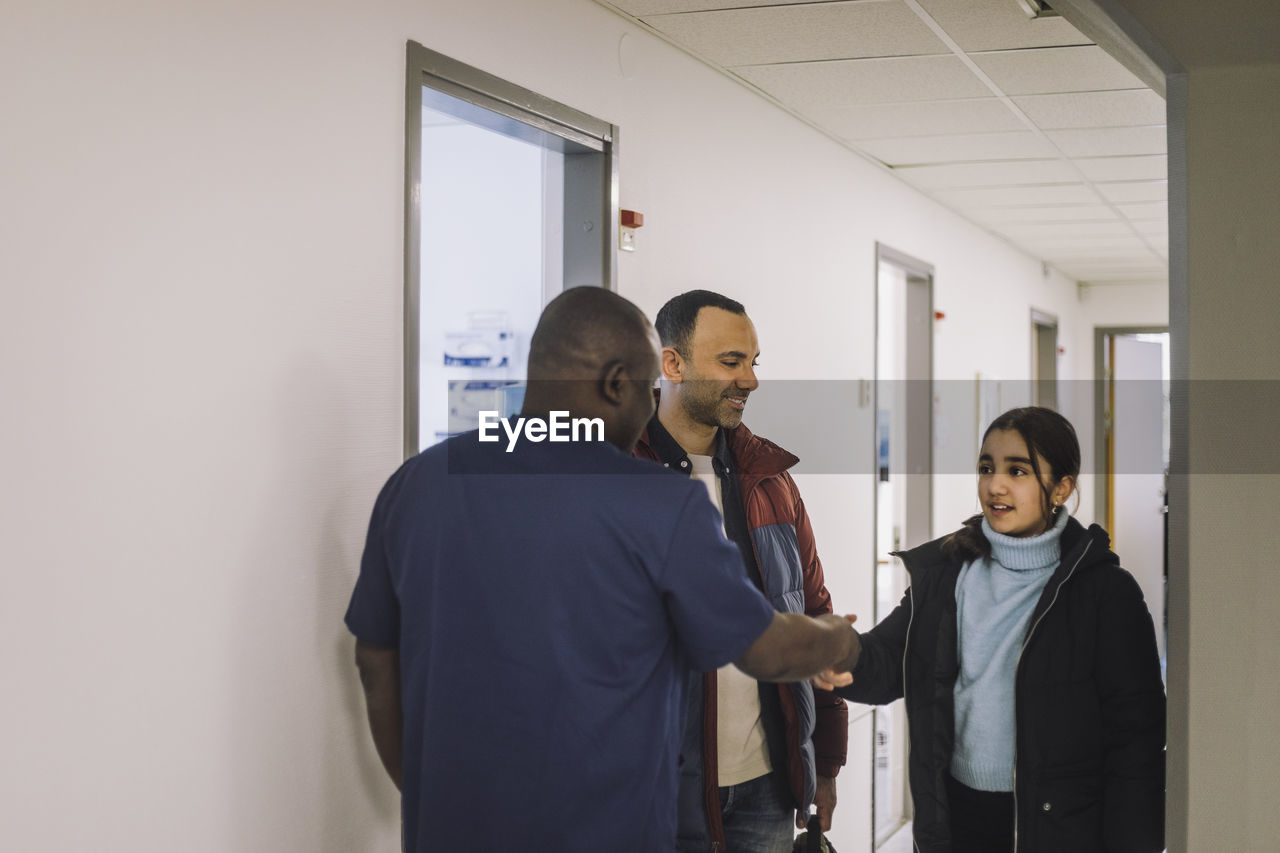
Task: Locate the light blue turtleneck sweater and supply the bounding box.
[950,509,1069,792]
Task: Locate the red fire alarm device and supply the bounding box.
[620,210,644,252]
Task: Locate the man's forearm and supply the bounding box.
[735,612,860,682]
[355,641,403,790]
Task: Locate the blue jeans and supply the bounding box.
[718,772,796,853]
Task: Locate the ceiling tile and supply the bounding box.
[1024,244,1157,263]
[854,131,1056,165]
[736,55,991,108]
[644,2,946,67]
[1038,245,1161,261]
[1058,260,1168,275]
[893,158,1076,189]
[1049,244,1160,256]
[933,183,1102,207]
[821,98,1025,139]
[970,204,1120,224]
[1013,89,1166,129]
[1075,154,1167,182]
[1014,235,1152,252]
[1073,278,1165,285]
[915,0,1091,52]
[1057,254,1167,267]
[1045,125,1167,157]
[992,220,1138,239]
[971,45,1146,96]
[606,0,844,14]
[1051,266,1167,282]
[1054,267,1167,284]
[1095,180,1168,203]
[600,0,1167,285]
[1116,201,1168,220]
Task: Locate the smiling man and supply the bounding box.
[346,287,862,853]
[634,290,848,852]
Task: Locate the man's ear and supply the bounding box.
[660,347,684,383]
[600,360,627,406]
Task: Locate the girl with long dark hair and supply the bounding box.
[834,407,1164,852]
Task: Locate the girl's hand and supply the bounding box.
[811,667,853,691]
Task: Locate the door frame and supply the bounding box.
[1092,325,1167,531]
[403,41,620,458]
[871,243,934,848]
[1030,308,1059,410]
[874,244,934,553]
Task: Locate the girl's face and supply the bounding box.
[978,429,1074,538]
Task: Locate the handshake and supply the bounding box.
[734,612,861,688]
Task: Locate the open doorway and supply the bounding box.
[1031,309,1060,410]
[873,245,933,849]
[403,42,619,456]
[1095,327,1169,664]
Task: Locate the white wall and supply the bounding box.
[0,1,1165,851]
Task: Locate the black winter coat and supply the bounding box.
[839,518,1165,852]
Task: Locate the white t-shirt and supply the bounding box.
[688,453,772,785]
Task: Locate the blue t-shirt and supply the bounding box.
[345,431,776,852]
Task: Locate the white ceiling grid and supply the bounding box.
[597,0,1169,284]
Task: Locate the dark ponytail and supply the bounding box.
[942,514,990,562]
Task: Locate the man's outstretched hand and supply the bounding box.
[810,614,858,691]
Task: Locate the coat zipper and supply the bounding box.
[1010,539,1092,853]
[905,583,921,853]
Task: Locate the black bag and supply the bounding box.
[792,813,836,853]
